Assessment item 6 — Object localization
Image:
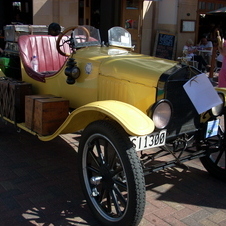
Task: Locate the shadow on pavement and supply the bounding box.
[1,121,226,225]
[0,122,99,226]
[145,162,226,210]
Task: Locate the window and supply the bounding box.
[126,0,139,9]
[181,20,196,33]
[13,2,21,10]
[198,1,226,11]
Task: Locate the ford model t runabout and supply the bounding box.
[0,25,225,226]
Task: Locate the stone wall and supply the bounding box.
[33,0,78,28]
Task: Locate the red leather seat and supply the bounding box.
[18,35,71,82]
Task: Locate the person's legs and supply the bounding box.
[217,61,222,68]
[193,55,208,71]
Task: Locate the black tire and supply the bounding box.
[200,125,226,181]
[78,120,145,226]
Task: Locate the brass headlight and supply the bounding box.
[210,92,225,117]
[149,100,172,129]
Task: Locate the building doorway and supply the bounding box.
[79,0,121,43]
[0,0,32,49]
[79,0,142,52]
[197,0,226,43]
[0,0,32,29]
[121,0,143,53]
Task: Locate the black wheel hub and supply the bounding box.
[100,164,114,189]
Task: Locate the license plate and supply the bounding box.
[205,119,219,138]
[130,130,166,151]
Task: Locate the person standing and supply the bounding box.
[217,33,226,87]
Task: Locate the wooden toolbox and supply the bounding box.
[0,79,32,122]
[25,95,69,135]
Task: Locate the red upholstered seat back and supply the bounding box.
[18,35,71,82]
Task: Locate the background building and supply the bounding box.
[0,0,225,60]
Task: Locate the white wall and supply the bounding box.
[158,0,178,25]
[33,0,78,28]
[141,1,154,55]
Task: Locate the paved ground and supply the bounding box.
[0,121,226,226]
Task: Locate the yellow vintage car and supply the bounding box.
[0,24,225,226]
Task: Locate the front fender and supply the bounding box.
[215,87,226,106]
[39,100,155,141]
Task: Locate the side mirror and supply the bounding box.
[48,23,61,36]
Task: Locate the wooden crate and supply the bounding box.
[0,79,32,122]
[25,95,69,135]
[25,94,55,130]
[0,79,10,118]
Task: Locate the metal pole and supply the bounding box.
[209,44,217,79]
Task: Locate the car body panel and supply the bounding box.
[38,100,155,141]
[20,46,177,114]
[215,87,226,103]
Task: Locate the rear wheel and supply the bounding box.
[78,120,145,226]
[200,125,226,181]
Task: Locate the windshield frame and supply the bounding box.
[108,27,132,48]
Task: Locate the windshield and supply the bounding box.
[72,26,132,49]
[72,25,101,48]
[108,27,132,48]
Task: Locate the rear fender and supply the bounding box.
[38,100,155,141]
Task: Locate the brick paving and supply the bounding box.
[0,122,226,226]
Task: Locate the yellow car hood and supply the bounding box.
[100,54,177,85]
[76,47,177,86]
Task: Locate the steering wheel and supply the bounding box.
[56,26,90,57]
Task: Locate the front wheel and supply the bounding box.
[78,120,145,226]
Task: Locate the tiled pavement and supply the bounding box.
[0,122,226,226]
